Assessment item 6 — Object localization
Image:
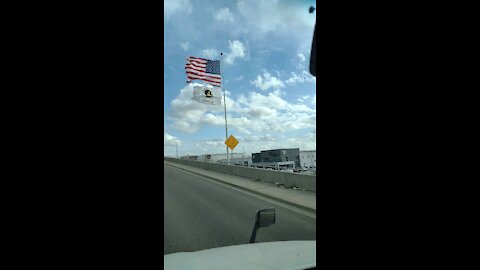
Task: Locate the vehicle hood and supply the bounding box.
[164,240,316,270]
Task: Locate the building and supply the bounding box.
[198,152,246,163]
[180,155,198,160]
[300,150,316,170]
[252,152,262,163]
[251,148,300,169]
[217,157,252,166]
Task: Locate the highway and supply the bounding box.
[164,163,316,255]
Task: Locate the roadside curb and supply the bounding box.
[164,162,316,214]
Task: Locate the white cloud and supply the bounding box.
[164,133,181,146]
[202,113,225,126]
[214,7,234,22]
[297,53,306,62]
[168,83,234,133]
[239,91,288,109]
[192,41,247,64]
[287,104,314,113]
[247,106,277,119]
[164,0,192,20]
[297,95,311,103]
[167,85,316,154]
[235,90,315,134]
[285,71,316,85]
[233,0,316,55]
[196,139,225,147]
[295,53,306,69]
[236,1,314,37]
[251,72,285,91]
[201,48,219,59]
[224,40,246,64]
[190,131,315,157]
[240,134,276,143]
[180,41,190,51]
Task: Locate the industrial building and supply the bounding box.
[180,155,199,160]
[251,148,300,170]
[180,149,316,173]
[197,152,245,163]
[217,157,252,166]
[300,150,316,170]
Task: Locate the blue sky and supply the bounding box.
[164,0,316,157]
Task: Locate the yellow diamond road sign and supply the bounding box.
[225,135,239,151]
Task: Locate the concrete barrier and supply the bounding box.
[164,157,316,192]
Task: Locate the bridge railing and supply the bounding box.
[164,157,316,192]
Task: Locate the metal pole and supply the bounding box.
[220,52,229,165]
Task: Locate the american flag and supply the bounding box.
[185,56,222,87]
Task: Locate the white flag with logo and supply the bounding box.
[192,85,222,105]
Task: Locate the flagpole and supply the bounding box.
[220,52,229,165]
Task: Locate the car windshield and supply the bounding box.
[164,0,317,261]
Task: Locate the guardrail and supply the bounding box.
[164,157,316,192]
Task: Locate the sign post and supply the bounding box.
[225,135,239,164]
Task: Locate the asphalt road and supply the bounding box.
[164,163,316,255]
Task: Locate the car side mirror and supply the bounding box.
[257,208,275,227]
[249,208,276,243]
